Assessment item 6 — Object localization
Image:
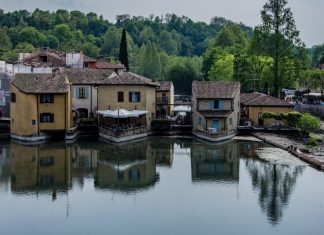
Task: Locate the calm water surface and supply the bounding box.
[0,137,323,235]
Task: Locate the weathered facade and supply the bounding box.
[156,81,174,117]
[192,81,240,142]
[240,93,294,127]
[97,72,158,130]
[66,68,115,117]
[10,73,73,141]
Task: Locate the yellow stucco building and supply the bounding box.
[10,73,73,141]
[97,72,159,142]
[240,93,294,127]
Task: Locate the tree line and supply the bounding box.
[0,1,323,96]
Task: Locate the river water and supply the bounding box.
[0,137,323,235]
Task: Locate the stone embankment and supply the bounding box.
[253,132,324,171]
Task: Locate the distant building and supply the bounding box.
[240,92,294,127]
[155,81,174,117]
[192,81,240,142]
[10,72,73,141]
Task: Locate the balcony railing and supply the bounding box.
[156,96,169,104]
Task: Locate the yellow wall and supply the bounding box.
[10,80,73,137]
[10,84,39,136]
[97,85,156,129]
[248,106,293,126]
[38,94,67,131]
[10,143,72,191]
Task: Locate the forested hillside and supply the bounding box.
[0,9,252,60]
[0,5,323,95]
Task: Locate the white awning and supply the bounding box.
[173,105,191,112]
[97,109,148,118]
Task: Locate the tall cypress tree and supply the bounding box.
[119,28,129,71]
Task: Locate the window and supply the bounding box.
[198,117,202,125]
[230,118,233,125]
[40,157,54,166]
[118,91,124,102]
[40,113,54,123]
[32,120,36,126]
[40,94,54,103]
[75,87,89,99]
[11,93,16,102]
[210,99,222,109]
[129,92,140,102]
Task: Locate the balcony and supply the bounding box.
[156,96,169,104]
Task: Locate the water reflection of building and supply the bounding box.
[0,144,10,189]
[96,141,158,191]
[245,153,305,225]
[149,138,174,167]
[191,140,239,182]
[238,140,264,158]
[10,142,73,192]
[72,144,98,188]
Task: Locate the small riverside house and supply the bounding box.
[10,73,73,141]
[240,93,294,127]
[192,81,240,142]
[155,81,174,117]
[97,71,159,142]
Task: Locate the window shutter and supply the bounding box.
[40,114,44,123]
[219,100,223,109]
[76,87,80,98]
[210,100,214,109]
[129,92,132,102]
[137,92,141,102]
[51,113,54,122]
[85,87,89,98]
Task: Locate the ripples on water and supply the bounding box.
[0,137,323,235]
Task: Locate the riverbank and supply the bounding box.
[253,132,324,171]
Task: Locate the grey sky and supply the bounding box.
[0,0,322,47]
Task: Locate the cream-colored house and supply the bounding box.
[192,81,240,142]
[65,68,115,118]
[97,72,159,142]
[10,73,73,141]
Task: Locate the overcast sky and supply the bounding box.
[0,0,322,47]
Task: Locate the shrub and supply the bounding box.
[297,113,321,135]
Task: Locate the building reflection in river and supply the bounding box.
[10,142,73,194]
[191,140,239,182]
[0,143,10,190]
[95,140,159,192]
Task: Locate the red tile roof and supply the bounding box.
[192,81,240,99]
[95,61,125,70]
[12,73,69,94]
[240,93,293,107]
[157,81,173,91]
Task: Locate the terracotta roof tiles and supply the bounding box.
[12,73,69,94]
[240,93,293,107]
[192,81,240,99]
